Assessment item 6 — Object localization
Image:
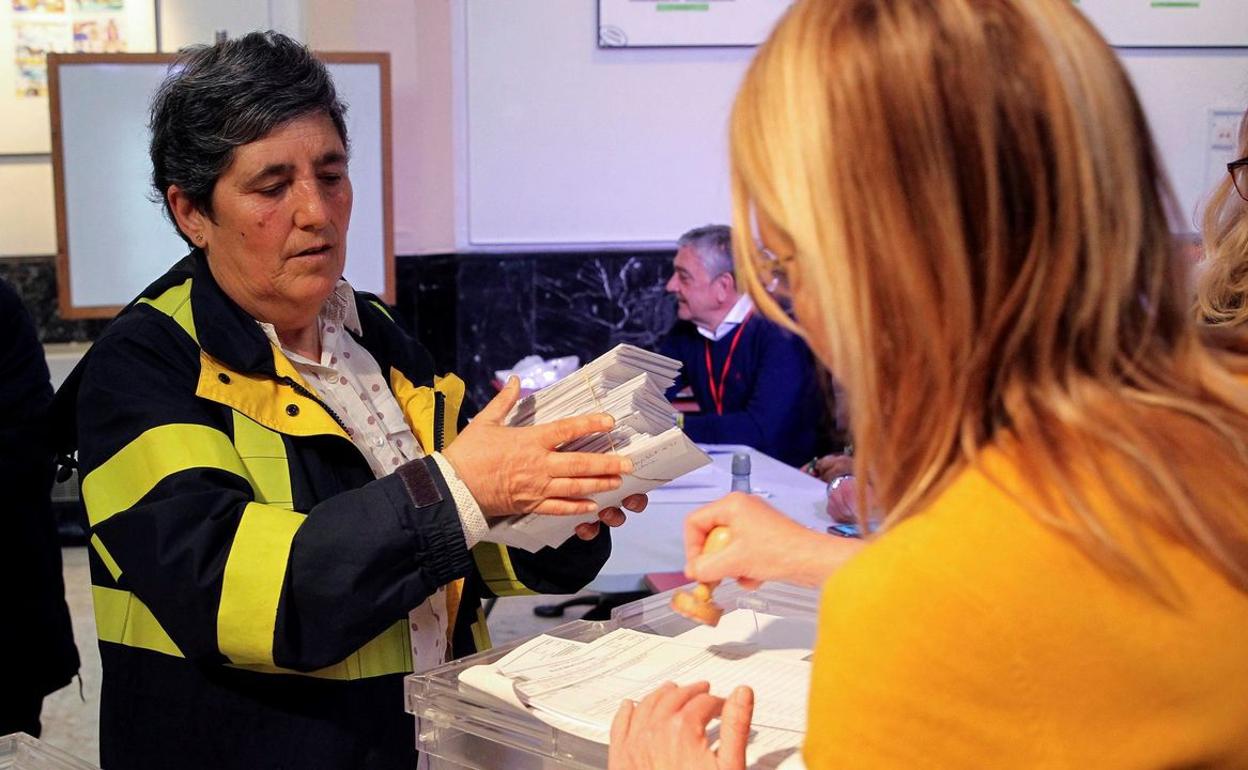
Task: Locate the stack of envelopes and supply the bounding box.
[481,344,711,552]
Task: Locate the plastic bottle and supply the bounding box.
[730,452,751,493]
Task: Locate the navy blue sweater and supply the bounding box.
[659,314,823,467]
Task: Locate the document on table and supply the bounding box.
[458,615,810,769]
[482,344,712,552]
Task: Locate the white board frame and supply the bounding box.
[48,51,394,319]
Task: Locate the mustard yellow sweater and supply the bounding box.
[804,451,1248,769]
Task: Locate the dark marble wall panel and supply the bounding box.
[0,257,109,343]
[395,254,459,374]
[533,253,676,362]
[455,256,537,410]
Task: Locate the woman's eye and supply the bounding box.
[258,183,287,197]
[320,174,343,185]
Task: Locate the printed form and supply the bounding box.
[458,611,812,769]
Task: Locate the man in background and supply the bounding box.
[658,225,823,467]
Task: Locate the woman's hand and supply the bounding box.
[685,492,864,589]
[608,682,754,770]
[443,378,635,517]
[574,494,648,540]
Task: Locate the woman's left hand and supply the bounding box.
[575,493,648,541]
[607,681,754,770]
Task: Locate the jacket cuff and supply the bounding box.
[393,456,474,585]
[430,452,489,549]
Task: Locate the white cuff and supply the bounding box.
[431,452,488,549]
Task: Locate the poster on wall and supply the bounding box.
[598,0,793,48]
[1,0,155,153]
[1075,0,1248,47]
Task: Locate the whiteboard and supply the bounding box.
[597,0,792,48]
[49,52,393,318]
[1077,0,1248,47]
[462,1,1248,248]
[465,0,753,247]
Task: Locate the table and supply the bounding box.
[588,444,829,592]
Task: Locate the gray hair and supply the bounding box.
[677,224,734,280]
[149,30,349,246]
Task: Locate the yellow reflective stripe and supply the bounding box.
[92,585,183,658]
[229,620,411,680]
[471,606,492,652]
[82,423,249,527]
[90,534,122,582]
[217,502,306,666]
[472,543,535,596]
[137,277,197,342]
[434,374,466,445]
[231,412,294,510]
[369,299,395,321]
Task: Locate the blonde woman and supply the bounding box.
[608,0,1248,767]
[1198,112,1248,330]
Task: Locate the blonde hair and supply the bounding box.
[731,0,1248,592]
[1197,113,1248,330]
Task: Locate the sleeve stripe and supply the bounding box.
[472,543,537,597]
[90,534,123,582]
[232,411,294,510]
[82,423,251,527]
[93,585,183,658]
[217,502,306,666]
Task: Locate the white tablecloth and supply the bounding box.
[589,444,829,592]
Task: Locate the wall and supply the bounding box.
[304,0,456,254]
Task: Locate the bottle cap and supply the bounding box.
[731,452,751,475]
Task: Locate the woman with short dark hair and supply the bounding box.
[69,31,642,769]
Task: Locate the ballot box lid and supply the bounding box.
[0,734,98,770]
[405,581,820,770]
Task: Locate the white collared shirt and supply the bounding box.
[696,293,755,342]
[257,279,487,674]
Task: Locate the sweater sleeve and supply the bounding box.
[78,311,475,672]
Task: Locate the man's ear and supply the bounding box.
[167,185,208,245]
[713,271,737,303]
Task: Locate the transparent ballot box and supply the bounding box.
[0,734,98,770]
[405,582,819,770]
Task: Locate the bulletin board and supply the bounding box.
[0,0,155,154]
[48,52,394,318]
[597,0,793,48]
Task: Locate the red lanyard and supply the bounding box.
[704,312,751,416]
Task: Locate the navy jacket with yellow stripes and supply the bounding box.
[68,251,611,769]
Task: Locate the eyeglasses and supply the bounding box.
[1229,157,1248,202]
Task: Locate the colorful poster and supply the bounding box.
[0,0,153,152]
[13,18,69,96]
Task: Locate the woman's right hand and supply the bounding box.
[684,492,864,589]
[442,377,634,517]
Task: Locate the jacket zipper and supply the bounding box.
[434,391,446,452]
[278,376,351,434]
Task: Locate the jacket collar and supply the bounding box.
[179,250,283,377]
